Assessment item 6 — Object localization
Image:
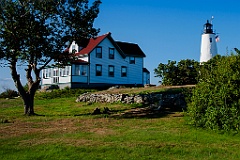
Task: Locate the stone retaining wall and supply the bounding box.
[76,92,187,109]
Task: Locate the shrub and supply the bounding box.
[35,88,97,100]
[188,53,240,132]
[0,88,19,99]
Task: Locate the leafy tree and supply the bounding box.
[154,59,200,85]
[188,50,240,132]
[0,0,101,115]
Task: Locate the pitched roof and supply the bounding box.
[76,33,110,55]
[75,32,126,58]
[143,68,150,73]
[74,32,146,58]
[115,41,146,57]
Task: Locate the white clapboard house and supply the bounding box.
[41,32,150,89]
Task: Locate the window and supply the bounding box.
[53,77,59,84]
[63,67,66,76]
[210,38,212,43]
[96,46,102,58]
[46,69,49,78]
[43,69,51,78]
[129,56,135,64]
[61,68,65,76]
[42,69,46,78]
[53,68,59,83]
[109,48,114,59]
[72,45,76,53]
[59,68,62,77]
[53,69,59,76]
[75,65,88,76]
[121,66,127,77]
[81,65,87,76]
[48,68,51,77]
[65,66,70,75]
[75,65,80,75]
[108,65,114,77]
[96,64,102,76]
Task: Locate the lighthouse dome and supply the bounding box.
[203,20,213,34]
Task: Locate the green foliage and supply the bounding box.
[0,88,19,99]
[0,0,101,114]
[188,53,240,132]
[35,88,97,100]
[154,59,200,85]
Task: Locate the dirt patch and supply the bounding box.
[0,119,74,138]
[0,118,116,139]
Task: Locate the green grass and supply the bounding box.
[1,96,240,160]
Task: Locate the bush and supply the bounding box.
[188,53,240,132]
[0,89,19,99]
[35,88,97,100]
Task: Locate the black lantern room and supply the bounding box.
[203,20,213,34]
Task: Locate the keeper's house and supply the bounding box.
[41,32,150,89]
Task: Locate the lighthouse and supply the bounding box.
[200,19,218,63]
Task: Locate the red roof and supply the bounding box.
[72,59,89,63]
[73,32,145,58]
[75,32,110,56]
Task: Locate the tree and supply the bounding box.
[188,51,240,132]
[154,59,200,85]
[0,0,101,115]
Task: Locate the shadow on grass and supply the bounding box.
[31,106,184,119]
[109,106,185,119]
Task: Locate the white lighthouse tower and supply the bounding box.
[200,18,218,63]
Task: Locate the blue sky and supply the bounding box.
[1,0,240,92]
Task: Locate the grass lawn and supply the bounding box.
[1,96,240,160]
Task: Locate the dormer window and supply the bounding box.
[129,56,135,64]
[72,45,76,53]
[96,46,102,58]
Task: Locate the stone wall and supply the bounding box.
[76,92,187,109]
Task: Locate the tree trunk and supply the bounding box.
[10,61,40,115]
[23,93,35,115]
